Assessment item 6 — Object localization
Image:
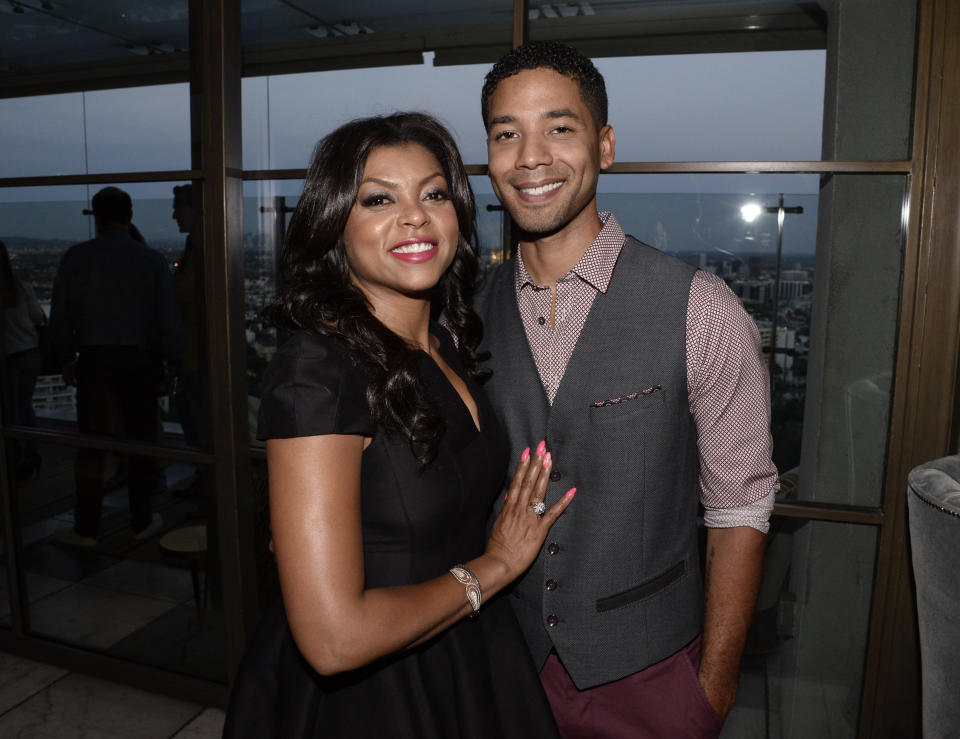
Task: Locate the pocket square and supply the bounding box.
[590,385,662,408]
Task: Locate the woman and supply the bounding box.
[224,113,574,738]
[0,239,45,479]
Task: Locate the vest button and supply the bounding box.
[537,316,546,325]
[547,542,559,555]
[545,579,557,591]
[547,614,559,627]
[549,470,562,481]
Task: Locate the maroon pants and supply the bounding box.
[540,637,722,739]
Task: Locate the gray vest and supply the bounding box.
[475,236,702,689]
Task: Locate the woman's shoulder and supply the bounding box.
[266,329,371,391]
[258,330,373,440]
[275,329,350,358]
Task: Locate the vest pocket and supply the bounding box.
[587,385,666,424]
[595,560,686,612]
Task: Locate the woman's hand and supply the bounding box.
[485,443,575,579]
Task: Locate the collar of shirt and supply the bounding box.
[513,211,627,295]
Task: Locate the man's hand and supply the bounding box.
[698,665,739,723]
[698,525,766,724]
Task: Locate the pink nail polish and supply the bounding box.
[543,452,552,468]
[566,487,577,498]
[520,447,530,462]
[535,440,546,456]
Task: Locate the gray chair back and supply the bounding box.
[907,455,960,739]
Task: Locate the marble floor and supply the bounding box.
[2,447,226,682]
[0,651,224,739]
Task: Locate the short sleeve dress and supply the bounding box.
[224,329,560,738]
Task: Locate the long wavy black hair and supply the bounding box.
[270,112,487,467]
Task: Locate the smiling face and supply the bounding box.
[486,67,615,241]
[342,143,460,307]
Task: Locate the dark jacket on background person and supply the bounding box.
[49,224,182,366]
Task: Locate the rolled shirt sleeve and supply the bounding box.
[686,270,778,533]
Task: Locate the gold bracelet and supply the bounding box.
[449,564,482,613]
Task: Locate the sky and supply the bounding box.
[0,49,826,249]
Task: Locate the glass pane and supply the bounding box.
[6,441,224,681]
[0,85,190,178]
[241,179,293,413]
[722,518,877,738]
[797,174,905,507]
[596,51,826,162]
[241,62,492,170]
[0,94,87,178]
[0,3,189,71]
[0,182,208,452]
[595,172,904,506]
[84,85,191,174]
[472,175,507,268]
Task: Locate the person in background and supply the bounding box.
[49,186,182,547]
[0,238,45,479]
[170,184,206,460]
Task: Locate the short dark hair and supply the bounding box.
[90,186,133,224]
[273,112,486,467]
[172,183,193,209]
[481,41,608,130]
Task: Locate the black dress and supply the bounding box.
[224,330,559,738]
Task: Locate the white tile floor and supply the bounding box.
[0,652,224,739]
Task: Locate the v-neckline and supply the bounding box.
[422,334,482,435]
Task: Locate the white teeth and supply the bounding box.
[520,181,563,196]
[391,242,435,254]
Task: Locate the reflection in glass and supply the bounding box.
[0,182,208,453]
[724,518,876,738]
[6,441,224,679]
[1,238,45,479]
[797,175,905,507]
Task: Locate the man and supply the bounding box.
[170,184,206,456]
[50,186,182,546]
[474,42,777,737]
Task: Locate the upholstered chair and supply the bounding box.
[907,455,960,739]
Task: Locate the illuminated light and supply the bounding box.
[740,202,763,222]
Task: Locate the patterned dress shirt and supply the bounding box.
[511,212,777,532]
